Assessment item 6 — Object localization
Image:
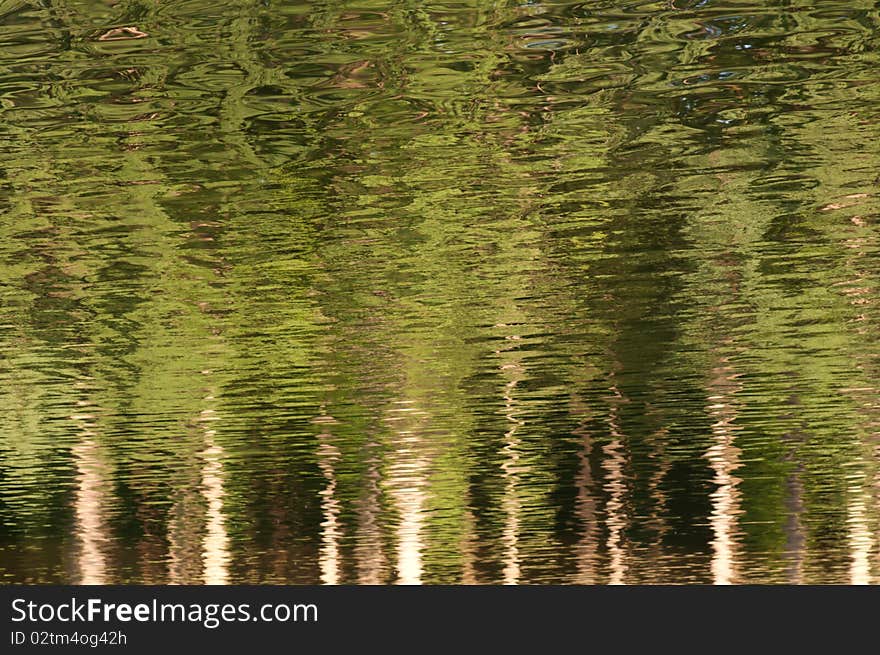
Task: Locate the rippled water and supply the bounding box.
[1,0,879,585]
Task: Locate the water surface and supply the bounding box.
[1,0,879,584]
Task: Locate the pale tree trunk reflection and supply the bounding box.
[602,438,627,585]
[602,386,629,586]
[838,229,879,585]
[500,367,525,585]
[71,406,109,585]
[705,358,743,586]
[385,400,429,585]
[316,415,342,585]
[847,472,871,585]
[199,402,229,585]
[834,378,880,584]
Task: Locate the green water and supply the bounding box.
[1,0,879,584]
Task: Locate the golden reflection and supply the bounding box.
[199,404,229,585]
[602,438,627,585]
[705,360,743,586]
[836,226,878,585]
[500,367,525,586]
[71,406,109,585]
[316,417,342,585]
[384,400,429,585]
[602,386,629,585]
[97,26,148,41]
[847,473,871,585]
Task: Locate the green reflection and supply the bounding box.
[0,0,879,584]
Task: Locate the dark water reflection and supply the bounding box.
[1,0,879,584]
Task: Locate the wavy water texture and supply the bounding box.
[0,0,879,584]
